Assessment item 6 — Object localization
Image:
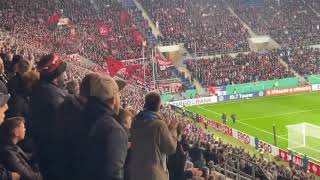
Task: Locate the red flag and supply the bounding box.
[48,14,61,25]
[132,31,144,44]
[126,64,143,78]
[99,24,112,36]
[107,57,125,77]
[120,11,130,25]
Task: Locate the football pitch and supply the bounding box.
[186,92,320,162]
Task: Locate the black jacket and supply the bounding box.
[0,143,42,180]
[168,141,187,180]
[0,164,12,180]
[29,80,68,180]
[7,93,29,120]
[56,95,86,180]
[82,97,128,180]
[7,73,22,97]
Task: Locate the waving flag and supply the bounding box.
[132,31,144,44]
[106,56,125,77]
[125,64,143,78]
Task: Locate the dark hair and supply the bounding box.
[11,55,24,71]
[0,117,25,144]
[144,92,161,112]
[116,109,132,126]
[79,73,100,98]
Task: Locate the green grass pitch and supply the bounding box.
[185,92,320,162]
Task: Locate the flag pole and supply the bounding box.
[152,48,156,92]
[143,45,146,88]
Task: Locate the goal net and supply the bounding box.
[287,123,320,160]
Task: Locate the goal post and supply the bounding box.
[287,123,320,150]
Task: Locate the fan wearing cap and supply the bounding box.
[79,73,128,180]
[29,53,68,180]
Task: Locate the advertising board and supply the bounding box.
[265,85,312,96]
[218,91,264,102]
[169,96,218,107]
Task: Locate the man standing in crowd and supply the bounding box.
[130,92,178,180]
[231,113,237,124]
[221,113,227,124]
[7,58,31,97]
[0,85,20,180]
[81,73,128,180]
[303,155,309,173]
[29,53,68,180]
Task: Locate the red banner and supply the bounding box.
[155,53,173,70]
[106,56,125,77]
[265,85,312,96]
[126,64,143,78]
[99,24,112,37]
[278,149,320,175]
[207,120,233,136]
[48,14,61,25]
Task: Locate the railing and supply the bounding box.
[214,153,271,180]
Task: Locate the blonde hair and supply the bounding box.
[22,70,40,90]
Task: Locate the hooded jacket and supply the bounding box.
[130,111,177,180]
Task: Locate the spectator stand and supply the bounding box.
[138,0,250,56]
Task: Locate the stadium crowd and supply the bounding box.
[228,0,320,47]
[0,0,318,180]
[0,0,149,65]
[279,47,320,76]
[0,36,316,179]
[185,52,294,87]
[139,0,250,55]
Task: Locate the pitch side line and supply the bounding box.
[204,92,319,106]
[240,109,320,122]
[196,106,289,141]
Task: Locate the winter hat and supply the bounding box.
[37,53,66,81]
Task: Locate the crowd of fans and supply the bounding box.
[0,0,149,65]
[185,51,294,87]
[0,49,315,180]
[228,0,320,47]
[279,47,320,76]
[0,0,319,180]
[139,0,250,55]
